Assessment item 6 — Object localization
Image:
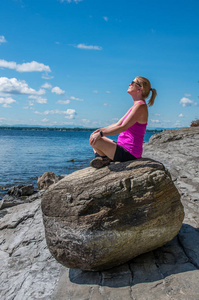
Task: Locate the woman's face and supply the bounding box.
[127,78,140,95]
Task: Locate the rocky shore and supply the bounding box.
[0,127,199,300]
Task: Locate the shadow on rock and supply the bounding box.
[108,158,165,173]
[69,224,199,288]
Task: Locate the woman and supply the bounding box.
[89,76,157,168]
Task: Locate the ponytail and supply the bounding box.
[136,76,157,106]
[148,88,157,107]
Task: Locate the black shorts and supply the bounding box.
[113,144,137,162]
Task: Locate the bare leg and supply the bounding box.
[92,147,106,157]
[90,137,117,160]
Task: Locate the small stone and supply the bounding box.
[37,171,64,190]
[8,184,34,197]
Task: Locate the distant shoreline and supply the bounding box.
[0,126,163,133]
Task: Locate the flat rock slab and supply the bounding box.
[0,197,62,300]
[41,158,184,271]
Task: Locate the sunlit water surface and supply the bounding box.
[0,129,156,198]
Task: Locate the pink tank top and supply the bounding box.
[117,101,147,158]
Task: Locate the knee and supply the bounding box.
[89,136,100,148]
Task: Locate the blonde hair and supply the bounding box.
[136,76,157,106]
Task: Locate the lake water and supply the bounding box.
[0,129,157,198]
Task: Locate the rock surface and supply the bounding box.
[8,184,35,197]
[143,127,199,228]
[0,127,199,299]
[37,171,64,190]
[0,188,40,210]
[42,159,184,271]
[0,191,62,300]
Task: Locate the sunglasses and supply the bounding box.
[131,80,142,87]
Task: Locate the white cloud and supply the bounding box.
[64,109,76,119]
[70,96,83,101]
[42,74,54,80]
[34,109,76,119]
[0,60,16,70]
[17,61,51,72]
[106,91,111,94]
[112,118,119,122]
[0,36,7,44]
[67,109,75,114]
[28,95,47,104]
[103,103,111,107]
[103,16,108,22]
[0,97,16,108]
[93,90,98,94]
[59,0,82,3]
[75,44,102,50]
[153,113,160,116]
[0,77,45,95]
[0,59,51,72]
[42,118,49,122]
[184,93,192,97]
[28,100,34,106]
[57,100,70,104]
[65,115,74,119]
[150,119,160,123]
[174,120,182,127]
[41,83,52,89]
[0,117,6,123]
[178,113,184,117]
[51,86,65,95]
[82,119,90,124]
[57,96,84,103]
[179,97,195,107]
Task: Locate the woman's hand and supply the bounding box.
[92,129,100,135]
[89,131,101,145]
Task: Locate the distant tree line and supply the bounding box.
[0,126,163,133]
[0,126,95,132]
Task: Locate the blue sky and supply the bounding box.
[0,0,198,129]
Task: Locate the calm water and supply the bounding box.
[0,129,156,198]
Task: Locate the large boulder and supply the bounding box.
[41,158,184,271]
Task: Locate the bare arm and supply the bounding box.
[92,107,132,134]
[101,103,147,137]
[89,104,147,146]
